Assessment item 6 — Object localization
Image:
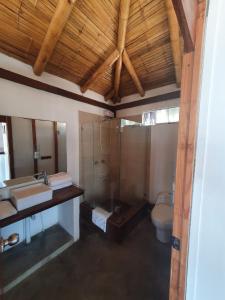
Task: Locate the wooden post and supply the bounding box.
[169,2,206,299]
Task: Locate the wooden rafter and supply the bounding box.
[33,0,76,76]
[171,0,197,52]
[105,89,115,102]
[122,49,145,97]
[114,0,131,99]
[165,0,182,86]
[80,49,120,93]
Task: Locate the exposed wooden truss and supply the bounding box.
[165,0,183,86]
[171,0,198,52]
[80,49,120,93]
[82,0,144,102]
[123,50,145,97]
[114,0,130,99]
[33,0,76,76]
[0,1,177,99]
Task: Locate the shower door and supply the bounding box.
[80,119,120,211]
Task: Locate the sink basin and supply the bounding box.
[1,176,45,200]
[11,183,53,211]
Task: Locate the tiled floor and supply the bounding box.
[4,218,171,300]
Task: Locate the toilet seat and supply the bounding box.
[151,204,173,230]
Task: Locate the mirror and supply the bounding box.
[0,115,67,188]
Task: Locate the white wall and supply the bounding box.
[120,83,179,104]
[186,1,225,299]
[0,53,110,244]
[116,83,179,118]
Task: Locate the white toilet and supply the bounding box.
[151,192,173,243]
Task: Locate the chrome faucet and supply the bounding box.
[34,170,48,185]
[0,234,19,253]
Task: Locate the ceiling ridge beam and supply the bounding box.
[165,0,182,87]
[33,0,76,76]
[122,49,145,97]
[80,49,120,94]
[114,0,131,102]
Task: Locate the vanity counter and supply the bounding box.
[0,185,84,228]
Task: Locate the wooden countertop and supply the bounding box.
[0,185,84,228]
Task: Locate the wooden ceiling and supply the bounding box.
[0,0,182,102]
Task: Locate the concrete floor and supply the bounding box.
[2,225,72,288]
[4,218,171,300]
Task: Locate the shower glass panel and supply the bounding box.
[120,125,150,205]
[80,119,120,212]
[80,119,149,212]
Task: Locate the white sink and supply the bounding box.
[11,183,53,211]
[1,176,45,200]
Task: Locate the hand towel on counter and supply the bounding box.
[92,207,112,232]
[50,181,72,191]
[0,201,17,220]
[48,172,72,190]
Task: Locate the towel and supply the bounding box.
[48,172,72,188]
[50,181,72,191]
[92,207,112,232]
[0,201,17,220]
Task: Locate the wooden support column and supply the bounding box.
[33,0,76,75]
[122,49,145,97]
[81,49,120,93]
[169,2,206,299]
[165,0,182,86]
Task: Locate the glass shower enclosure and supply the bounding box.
[79,118,150,213]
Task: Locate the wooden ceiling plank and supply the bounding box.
[80,49,120,93]
[122,49,145,97]
[33,0,76,76]
[114,0,130,100]
[171,0,197,52]
[165,0,182,87]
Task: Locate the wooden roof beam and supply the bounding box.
[122,49,145,97]
[105,89,115,102]
[165,0,182,87]
[114,0,130,100]
[171,0,197,52]
[80,49,120,94]
[33,0,76,76]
